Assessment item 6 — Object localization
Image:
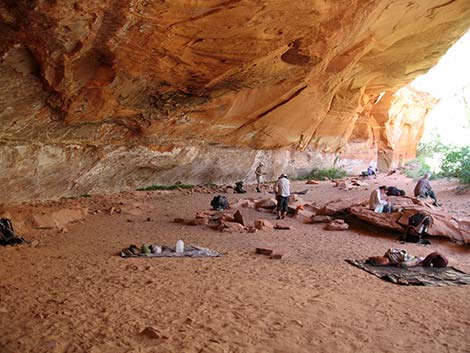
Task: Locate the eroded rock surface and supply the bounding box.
[1,1,470,200]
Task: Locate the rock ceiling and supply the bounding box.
[1,0,469,199]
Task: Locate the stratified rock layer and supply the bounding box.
[1,1,470,201]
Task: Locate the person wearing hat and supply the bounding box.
[255,162,266,193]
[273,173,290,219]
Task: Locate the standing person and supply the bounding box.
[255,162,266,193]
[414,173,440,206]
[369,185,393,213]
[273,173,290,219]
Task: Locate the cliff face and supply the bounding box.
[1,0,469,201]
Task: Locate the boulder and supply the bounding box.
[255,248,273,255]
[311,215,333,223]
[349,205,470,244]
[219,222,245,233]
[140,326,169,340]
[233,210,246,226]
[195,210,216,218]
[350,179,368,187]
[254,219,274,231]
[349,206,403,232]
[274,222,291,230]
[31,207,88,231]
[288,194,304,204]
[229,198,256,209]
[193,217,209,226]
[255,198,277,210]
[296,209,316,223]
[322,198,367,215]
[324,220,349,231]
[222,214,235,222]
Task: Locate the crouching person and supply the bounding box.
[414,173,441,206]
[369,186,394,213]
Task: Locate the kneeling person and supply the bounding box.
[414,173,440,206]
[369,186,394,213]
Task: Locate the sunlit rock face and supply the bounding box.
[1,0,469,200]
[340,87,438,172]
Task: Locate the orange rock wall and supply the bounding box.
[1,1,469,200]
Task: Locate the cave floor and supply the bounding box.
[1,174,470,353]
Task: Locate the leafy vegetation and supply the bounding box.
[404,138,470,184]
[136,184,194,191]
[440,146,470,184]
[403,156,434,180]
[296,168,347,181]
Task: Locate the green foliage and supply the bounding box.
[136,184,194,191]
[416,138,447,157]
[408,138,469,184]
[296,168,347,181]
[440,146,470,184]
[403,156,434,180]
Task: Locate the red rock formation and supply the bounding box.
[1,1,470,200]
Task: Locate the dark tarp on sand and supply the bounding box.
[346,259,470,286]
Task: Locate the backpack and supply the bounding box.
[210,195,229,211]
[402,213,431,244]
[0,218,23,246]
[386,186,405,196]
[234,181,246,194]
[408,213,429,227]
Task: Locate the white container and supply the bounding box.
[151,244,162,254]
[175,240,184,253]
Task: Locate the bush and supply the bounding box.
[403,157,434,180]
[136,184,194,191]
[297,168,347,181]
[440,146,470,184]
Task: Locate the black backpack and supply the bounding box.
[408,213,429,227]
[234,181,246,194]
[0,218,23,245]
[386,186,405,196]
[402,213,431,244]
[210,195,229,211]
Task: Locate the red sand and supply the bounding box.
[1,175,469,353]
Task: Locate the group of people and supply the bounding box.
[233,162,290,219]
[255,163,291,219]
[369,172,441,213]
[250,163,440,219]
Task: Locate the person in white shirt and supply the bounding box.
[369,185,393,213]
[273,174,290,219]
[255,163,266,193]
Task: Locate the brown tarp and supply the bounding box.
[346,260,470,286]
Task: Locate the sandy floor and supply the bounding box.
[1,174,470,353]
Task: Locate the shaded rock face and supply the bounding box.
[1,1,470,201]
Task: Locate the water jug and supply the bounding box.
[176,240,184,253]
